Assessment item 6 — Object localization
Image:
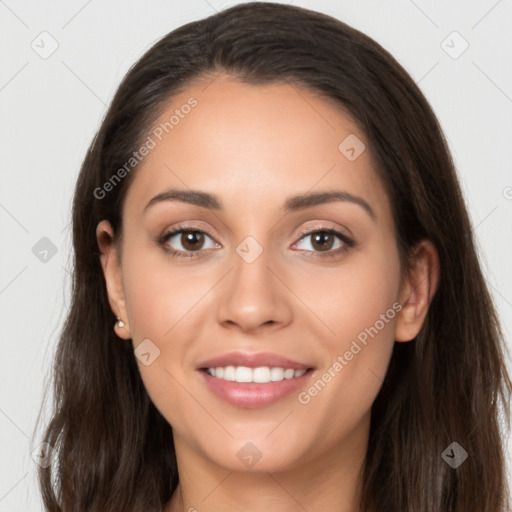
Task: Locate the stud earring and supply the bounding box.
[116,317,125,328]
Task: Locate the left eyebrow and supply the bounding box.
[143,188,376,222]
[283,190,376,222]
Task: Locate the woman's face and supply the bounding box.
[98,74,432,474]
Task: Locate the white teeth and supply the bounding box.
[253,367,270,383]
[205,366,308,383]
[223,366,236,381]
[235,366,253,382]
[284,368,295,379]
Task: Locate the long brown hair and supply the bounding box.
[35,2,511,510]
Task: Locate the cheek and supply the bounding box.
[120,249,198,421]
[300,239,401,409]
[121,242,204,340]
[303,239,401,350]
[119,243,218,406]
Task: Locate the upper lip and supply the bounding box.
[197,351,313,371]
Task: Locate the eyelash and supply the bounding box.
[157,224,356,260]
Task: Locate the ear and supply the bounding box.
[96,220,131,340]
[394,239,440,342]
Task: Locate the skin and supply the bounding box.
[97,73,439,512]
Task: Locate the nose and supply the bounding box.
[216,244,293,333]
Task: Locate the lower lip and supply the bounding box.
[198,369,313,408]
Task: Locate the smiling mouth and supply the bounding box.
[201,365,313,383]
[199,365,314,408]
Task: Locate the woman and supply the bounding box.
[36,2,511,511]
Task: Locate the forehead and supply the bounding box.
[123,75,391,224]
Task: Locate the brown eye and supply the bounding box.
[180,231,205,251]
[294,228,353,255]
[310,231,336,251]
[158,228,218,258]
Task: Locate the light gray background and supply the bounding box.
[1,0,511,509]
